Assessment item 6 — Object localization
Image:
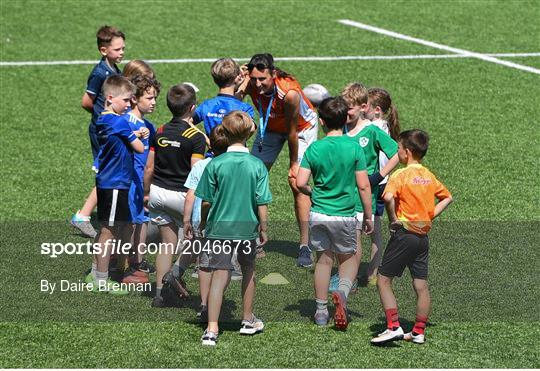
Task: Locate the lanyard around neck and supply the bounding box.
[257,87,276,142]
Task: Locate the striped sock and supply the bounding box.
[385,308,400,329]
[412,315,428,335]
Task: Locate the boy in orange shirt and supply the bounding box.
[371,129,452,345]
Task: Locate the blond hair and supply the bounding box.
[341,82,368,107]
[123,60,155,80]
[102,75,135,98]
[221,111,253,144]
[211,58,240,88]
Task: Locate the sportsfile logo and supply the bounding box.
[40,240,181,258]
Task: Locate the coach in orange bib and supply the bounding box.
[237,53,319,267]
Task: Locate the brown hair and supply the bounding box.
[209,125,229,155]
[166,84,196,117]
[341,82,368,107]
[123,60,155,80]
[130,75,161,99]
[96,25,125,49]
[369,87,400,140]
[102,75,134,98]
[211,58,240,88]
[399,129,429,159]
[221,111,253,143]
[318,96,348,130]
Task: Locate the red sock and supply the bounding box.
[412,315,428,335]
[385,308,400,329]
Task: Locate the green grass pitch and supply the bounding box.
[1,0,539,368]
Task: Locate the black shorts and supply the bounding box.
[375,183,387,217]
[201,238,257,270]
[97,188,131,227]
[379,227,429,279]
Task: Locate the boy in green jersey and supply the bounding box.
[297,97,374,330]
[341,82,400,285]
[195,111,271,346]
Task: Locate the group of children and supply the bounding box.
[73,25,453,346]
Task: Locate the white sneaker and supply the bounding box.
[201,329,218,346]
[371,327,404,345]
[404,331,425,344]
[239,315,264,335]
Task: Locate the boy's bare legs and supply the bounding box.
[240,264,255,320]
[377,274,397,310]
[337,253,357,292]
[408,278,430,339]
[133,223,148,264]
[199,268,212,306]
[367,216,383,281]
[314,251,333,300]
[80,187,98,217]
[155,223,178,293]
[94,226,115,283]
[207,269,231,333]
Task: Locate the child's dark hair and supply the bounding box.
[211,58,240,88]
[131,75,161,99]
[399,129,429,159]
[209,125,229,156]
[166,84,196,117]
[96,25,125,48]
[368,87,400,140]
[318,96,349,130]
[247,53,292,79]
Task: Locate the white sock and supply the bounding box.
[91,263,97,280]
[338,278,353,298]
[95,270,108,285]
[316,298,328,312]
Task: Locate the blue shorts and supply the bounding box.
[88,122,100,160]
[375,183,387,217]
[129,182,149,224]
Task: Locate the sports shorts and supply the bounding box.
[309,211,357,255]
[250,123,318,165]
[97,188,131,227]
[197,238,257,270]
[147,184,186,227]
[379,226,429,279]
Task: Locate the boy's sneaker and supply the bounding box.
[70,211,97,238]
[191,267,199,278]
[122,268,149,284]
[332,290,349,330]
[135,259,155,274]
[196,305,208,322]
[91,278,129,295]
[297,245,313,267]
[371,327,405,345]
[84,272,94,284]
[404,331,425,344]
[151,296,166,308]
[314,309,329,326]
[239,315,264,335]
[367,275,378,287]
[201,329,218,346]
[162,271,189,298]
[328,273,339,292]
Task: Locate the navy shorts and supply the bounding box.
[88,122,100,160]
[378,227,429,279]
[97,188,132,227]
[375,183,387,217]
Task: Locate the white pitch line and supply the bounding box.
[0,52,539,67]
[338,19,540,75]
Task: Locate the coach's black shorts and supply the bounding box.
[379,227,429,279]
[201,238,257,270]
[375,183,387,217]
[97,188,131,227]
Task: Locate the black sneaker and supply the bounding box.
[151,296,165,308]
[134,259,155,274]
[197,305,208,322]
[201,329,218,346]
[162,271,189,298]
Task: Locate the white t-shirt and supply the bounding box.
[184,158,212,227]
[371,119,390,185]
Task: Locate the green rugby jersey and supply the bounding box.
[195,147,272,240]
[300,135,367,217]
[347,123,398,212]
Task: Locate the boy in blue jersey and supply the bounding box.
[193,58,255,144]
[120,75,161,284]
[85,76,147,295]
[71,25,126,238]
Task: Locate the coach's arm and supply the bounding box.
[284,90,301,184]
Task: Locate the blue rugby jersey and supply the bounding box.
[95,119,138,190]
[125,112,156,184]
[193,94,255,135]
[86,57,121,125]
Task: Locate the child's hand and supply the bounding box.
[258,227,268,247]
[389,220,403,233]
[184,222,193,240]
[363,218,374,235]
[140,127,149,139]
